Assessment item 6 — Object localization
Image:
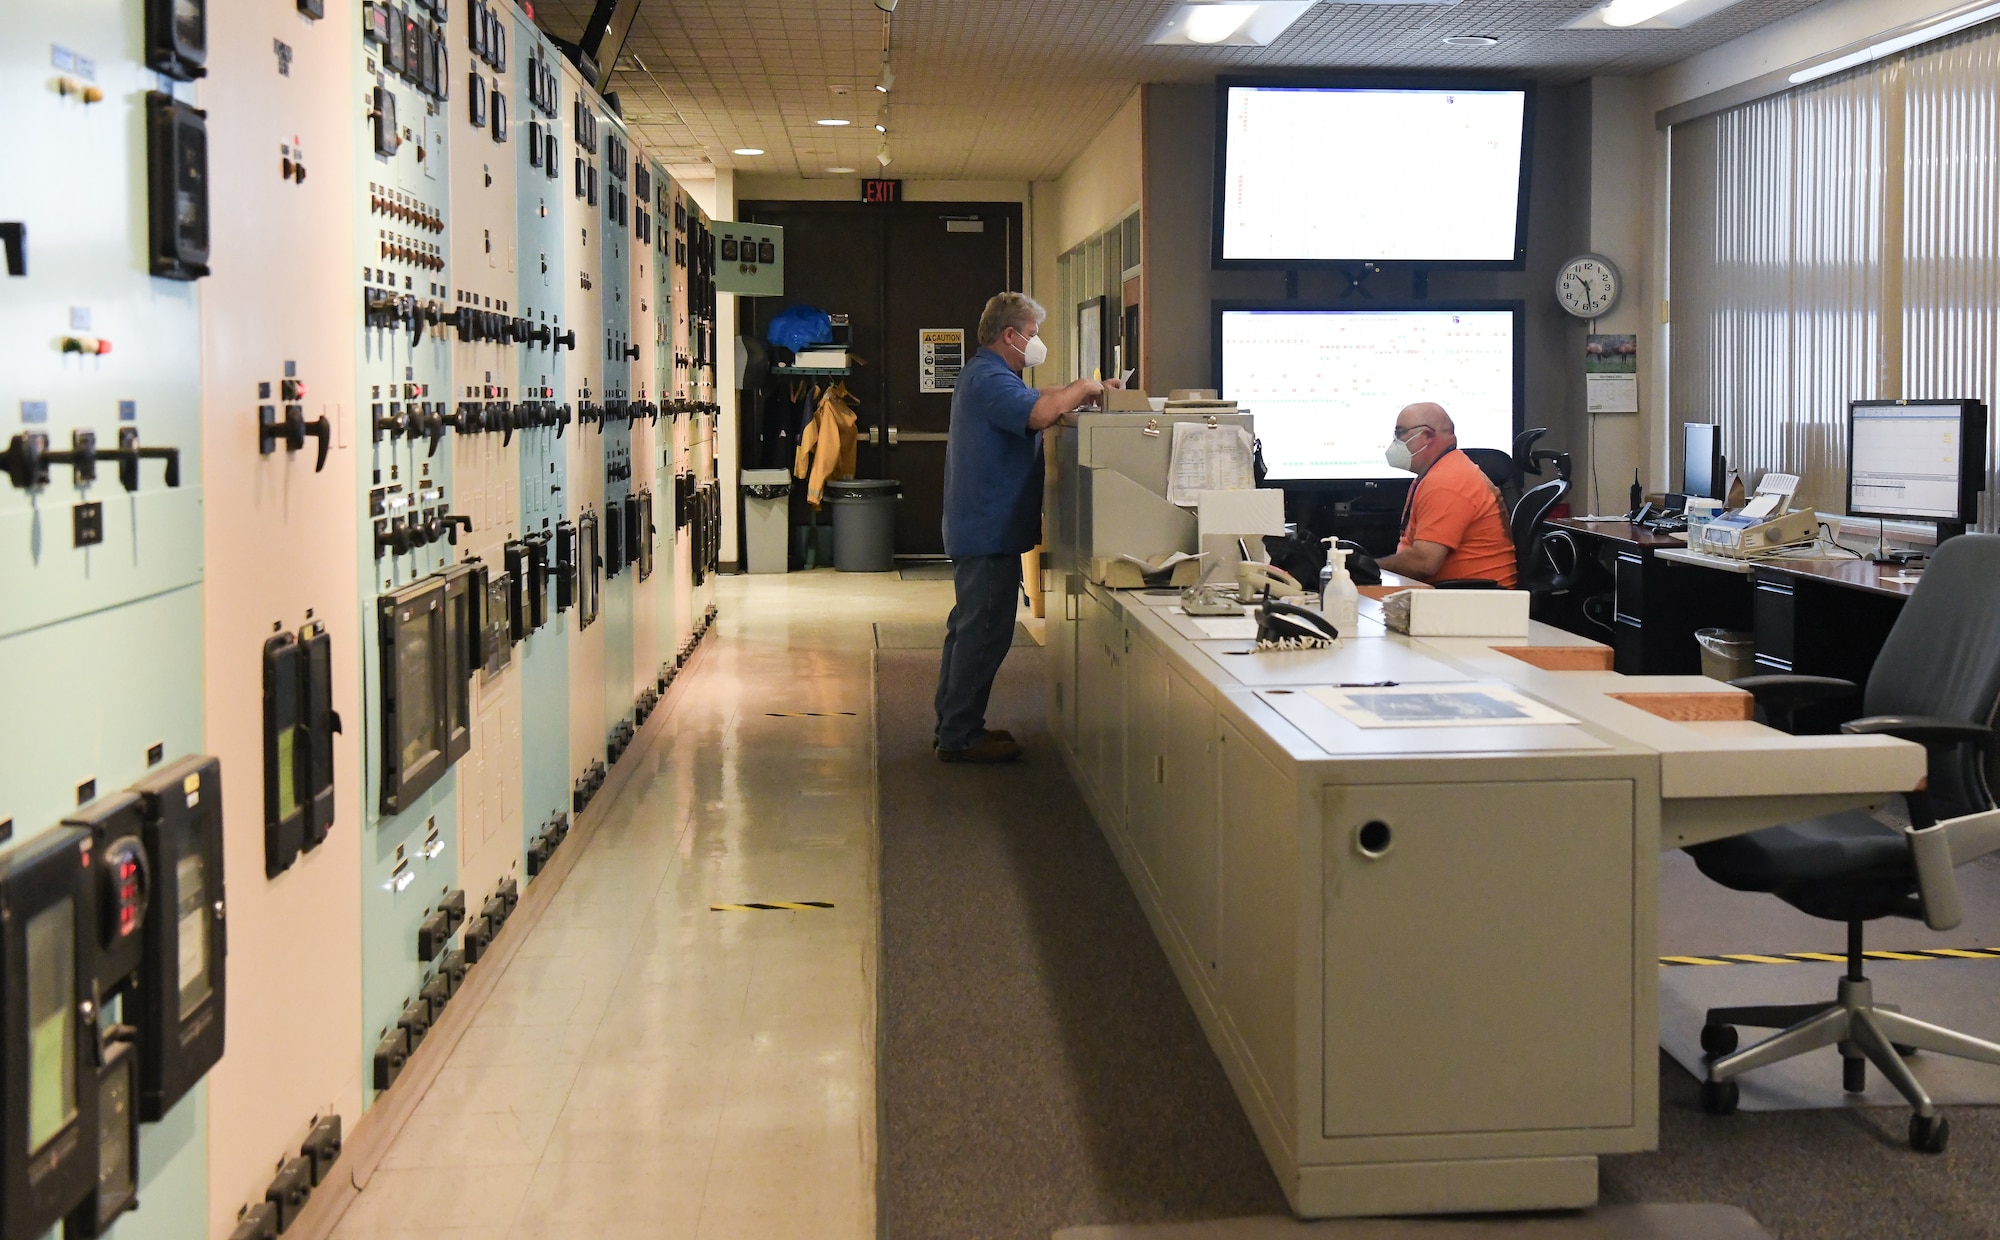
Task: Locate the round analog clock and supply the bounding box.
[1555,253,1622,320]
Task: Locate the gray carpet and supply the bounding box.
[873,619,1038,649]
[1054,1204,1769,1239]
[876,648,2000,1240]
[876,644,1288,1238]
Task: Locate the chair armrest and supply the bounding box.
[1727,675,1859,733]
[1839,715,1995,748]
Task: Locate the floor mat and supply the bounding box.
[896,559,957,581]
[1659,957,2000,1110]
[1055,1203,1770,1239]
[873,619,1037,649]
[875,645,1287,1239]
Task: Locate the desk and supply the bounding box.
[1654,547,1917,728]
[1044,574,1923,1219]
[1550,519,1752,675]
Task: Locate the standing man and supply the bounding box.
[1376,401,1518,587]
[934,292,1113,763]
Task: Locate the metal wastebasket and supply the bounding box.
[1696,628,1756,683]
[823,478,899,573]
[741,469,792,575]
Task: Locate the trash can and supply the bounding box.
[740,469,792,575]
[823,478,899,573]
[1695,628,1756,683]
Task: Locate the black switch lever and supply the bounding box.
[424,403,447,457]
[492,402,515,447]
[623,343,640,360]
[372,403,407,443]
[554,328,576,351]
[1,222,24,277]
[555,403,571,439]
[1,431,51,490]
[442,513,472,544]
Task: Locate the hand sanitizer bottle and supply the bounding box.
[1321,538,1359,634]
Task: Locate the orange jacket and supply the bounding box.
[794,383,859,505]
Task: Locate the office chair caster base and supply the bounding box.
[1700,1079,1740,1115]
[1909,1112,1949,1153]
[1700,1023,1739,1057]
[1894,1042,1919,1057]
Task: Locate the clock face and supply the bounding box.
[1557,254,1620,319]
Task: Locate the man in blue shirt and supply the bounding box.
[935,292,1112,762]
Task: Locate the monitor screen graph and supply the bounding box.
[1217,83,1530,265]
[1219,307,1518,482]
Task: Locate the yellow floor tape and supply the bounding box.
[1661,946,2000,966]
[709,901,836,912]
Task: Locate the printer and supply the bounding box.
[1695,472,1818,557]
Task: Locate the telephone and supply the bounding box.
[1255,597,1340,651]
[1180,583,1244,616]
[1237,561,1306,601]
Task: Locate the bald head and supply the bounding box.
[1396,403,1455,436]
[1392,402,1458,475]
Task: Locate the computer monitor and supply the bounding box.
[1682,422,1724,502]
[1847,398,1988,538]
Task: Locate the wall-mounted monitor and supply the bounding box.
[1215,303,1522,483]
[1214,76,1534,268]
[1848,398,1988,535]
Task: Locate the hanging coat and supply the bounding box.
[794,382,859,506]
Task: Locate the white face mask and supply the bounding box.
[1010,330,1048,369]
[1385,432,1417,472]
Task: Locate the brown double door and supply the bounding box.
[739,199,1022,557]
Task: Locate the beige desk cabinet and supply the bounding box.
[1046,579,1922,1217]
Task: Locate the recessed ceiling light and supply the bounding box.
[1441,34,1498,46]
[827,166,856,174]
[816,118,851,127]
[1148,1,1314,46]
[875,123,887,133]
[732,147,764,156]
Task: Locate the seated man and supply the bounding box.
[1375,402,1518,587]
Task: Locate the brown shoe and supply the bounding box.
[937,734,1023,764]
[932,728,1013,749]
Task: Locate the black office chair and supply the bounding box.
[1512,474,1583,594]
[1687,533,2000,1152]
[1461,447,1519,511]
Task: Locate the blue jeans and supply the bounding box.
[933,553,1022,749]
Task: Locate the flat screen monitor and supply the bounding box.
[1682,422,1724,501]
[1216,304,1521,482]
[1847,399,1988,526]
[1214,77,1534,267]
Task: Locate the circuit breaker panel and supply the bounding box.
[1,0,720,1235]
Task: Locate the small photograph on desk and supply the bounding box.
[1307,682,1576,729]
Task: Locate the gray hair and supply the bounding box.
[977,292,1045,346]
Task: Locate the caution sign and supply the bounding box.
[920,328,964,394]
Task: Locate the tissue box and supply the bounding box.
[1382,589,1531,637]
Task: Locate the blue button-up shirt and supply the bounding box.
[941,346,1042,559]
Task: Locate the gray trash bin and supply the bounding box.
[740,468,792,575]
[1695,628,1756,682]
[823,478,899,572]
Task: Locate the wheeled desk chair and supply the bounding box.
[1686,534,2000,1151]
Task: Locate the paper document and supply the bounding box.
[1167,422,1256,506]
[1306,682,1576,729]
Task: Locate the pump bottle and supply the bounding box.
[1320,538,1359,634]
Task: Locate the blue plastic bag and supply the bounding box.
[766,304,833,354]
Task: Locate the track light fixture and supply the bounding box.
[876,57,895,93]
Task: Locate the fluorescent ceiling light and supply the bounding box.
[731,147,763,155]
[1148,1,1315,46]
[1602,0,1684,26]
[816,118,851,126]
[1790,0,2000,84]
[1186,4,1255,41]
[1567,0,1745,30]
[827,166,856,173]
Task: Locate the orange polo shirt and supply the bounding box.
[1399,448,1518,587]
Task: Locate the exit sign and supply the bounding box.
[862,178,902,204]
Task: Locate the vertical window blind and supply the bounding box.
[1669,21,2000,530]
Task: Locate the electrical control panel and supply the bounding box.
[2,0,719,1234]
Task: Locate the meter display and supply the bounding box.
[379,579,450,814]
[129,754,228,1120]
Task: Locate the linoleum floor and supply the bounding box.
[331,569,950,1240]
